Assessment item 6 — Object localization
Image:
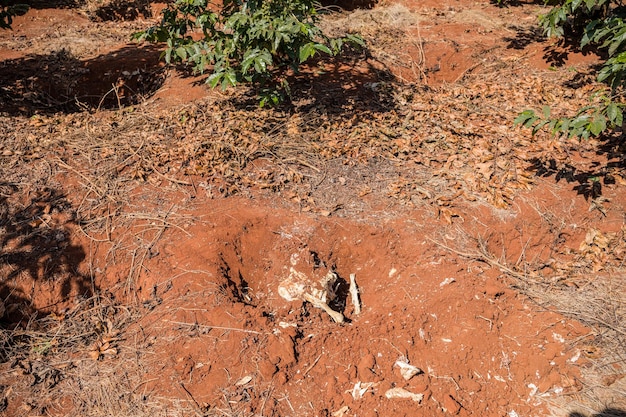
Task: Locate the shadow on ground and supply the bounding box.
[0,45,165,116]
[570,409,626,417]
[291,53,401,114]
[222,50,403,115]
[529,135,626,201]
[504,25,545,50]
[504,24,602,67]
[321,0,378,10]
[0,183,92,326]
[23,0,154,20]
[491,0,545,7]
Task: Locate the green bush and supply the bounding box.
[0,2,29,30]
[516,0,626,139]
[135,0,364,106]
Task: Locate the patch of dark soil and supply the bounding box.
[528,134,626,201]
[0,183,92,326]
[21,0,85,8]
[90,0,152,22]
[321,0,378,11]
[0,45,164,115]
[505,25,545,50]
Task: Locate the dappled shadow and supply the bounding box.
[491,0,544,7]
[569,408,626,417]
[504,26,545,50]
[90,0,153,22]
[290,53,400,114]
[224,51,403,115]
[0,183,93,326]
[542,38,584,67]
[542,29,605,67]
[563,64,602,89]
[320,0,378,11]
[0,44,165,116]
[528,134,626,201]
[19,0,85,8]
[14,0,154,21]
[504,24,601,67]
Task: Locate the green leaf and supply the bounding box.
[532,119,550,135]
[299,42,316,62]
[606,102,619,124]
[314,43,332,55]
[513,110,537,127]
[207,72,223,88]
[176,46,188,60]
[221,70,237,90]
[141,0,363,105]
[614,107,623,127]
[345,34,365,47]
[589,115,607,136]
[584,0,597,11]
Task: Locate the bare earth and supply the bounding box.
[0,1,625,417]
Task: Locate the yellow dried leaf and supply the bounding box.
[582,229,597,249]
[438,207,459,224]
[475,161,493,179]
[358,186,372,197]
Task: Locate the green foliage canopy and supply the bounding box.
[516,0,626,139]
[135,0,364,106]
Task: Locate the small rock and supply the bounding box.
[442,394,461,415]
[394,359,423,380]
[357,354,376,379]
[460,377,482,393]
[258,360,277,380]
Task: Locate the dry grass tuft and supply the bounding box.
[320,4,426,82]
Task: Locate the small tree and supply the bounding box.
[1,2,29,30]
[515,0,626,139]
[135,0,363,106]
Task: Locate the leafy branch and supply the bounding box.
[135,0,364,106]
[518,0,626,139]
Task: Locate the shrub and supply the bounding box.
[515,0,626,139]
[0,2,29,30]
[135,0,364,106]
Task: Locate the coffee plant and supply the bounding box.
[515,0,626,139]
[135,0,364,106]
[0,2,28,30]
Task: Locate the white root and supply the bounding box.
[384,387,424,403]
[302,293,344,323]
[332,405,350,417]
[349,273,361,315]
[348,381,377,400]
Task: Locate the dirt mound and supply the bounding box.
[118,200,590,417]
